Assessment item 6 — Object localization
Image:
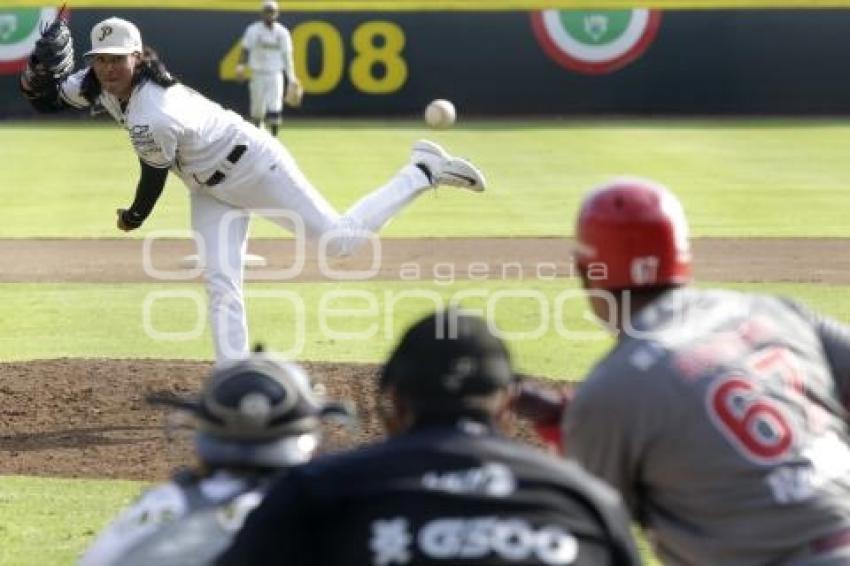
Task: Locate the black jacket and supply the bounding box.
[218,415,642,565]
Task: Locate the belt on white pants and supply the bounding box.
[194,144,248,187]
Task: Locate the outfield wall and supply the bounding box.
[3,8,850,117]
[7,1,850,10]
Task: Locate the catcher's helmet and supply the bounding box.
[574,177,692,291]
[149,351,337,469]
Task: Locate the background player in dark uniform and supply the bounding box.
[218,309,641,565]
[80,348,345,566]
[520,177,850,565]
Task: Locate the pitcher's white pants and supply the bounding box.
[189,136,431,364]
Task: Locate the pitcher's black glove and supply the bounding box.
[21,6,74,107]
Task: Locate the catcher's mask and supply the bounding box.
[574,177,692,291]
[149,348,350,469]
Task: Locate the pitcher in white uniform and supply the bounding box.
[236,0,298,135]
[20,17,486,365]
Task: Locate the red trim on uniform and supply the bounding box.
[530,11,663,76]
[812,527,850,554]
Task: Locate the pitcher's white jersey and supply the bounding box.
[53,69,435,363]
[59,68,251,181]
[79,470,267,566]
[242,21,294,75]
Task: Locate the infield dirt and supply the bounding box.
[0,237,847,283]
[0,236,842,479]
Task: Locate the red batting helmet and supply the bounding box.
[574,177,692,290]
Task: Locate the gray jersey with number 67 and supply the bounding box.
[564,287,850,565]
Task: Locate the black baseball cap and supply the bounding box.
[381,309,514,401]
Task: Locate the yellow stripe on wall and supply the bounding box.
[3,0,850,11]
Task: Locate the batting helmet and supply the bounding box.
[574,177,692,291]
[149,350,337,469]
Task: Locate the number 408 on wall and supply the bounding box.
[220,20,407,95]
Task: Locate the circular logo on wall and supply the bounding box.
[0,7,60,76]
[531,9,662,75]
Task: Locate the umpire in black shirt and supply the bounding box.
[218,309,642,565]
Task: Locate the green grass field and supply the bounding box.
[3,279,850,376]
[3,119,850,565]
[3,119,850,237]
[0,476,143,566]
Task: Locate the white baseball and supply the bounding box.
[424,99,456,129]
